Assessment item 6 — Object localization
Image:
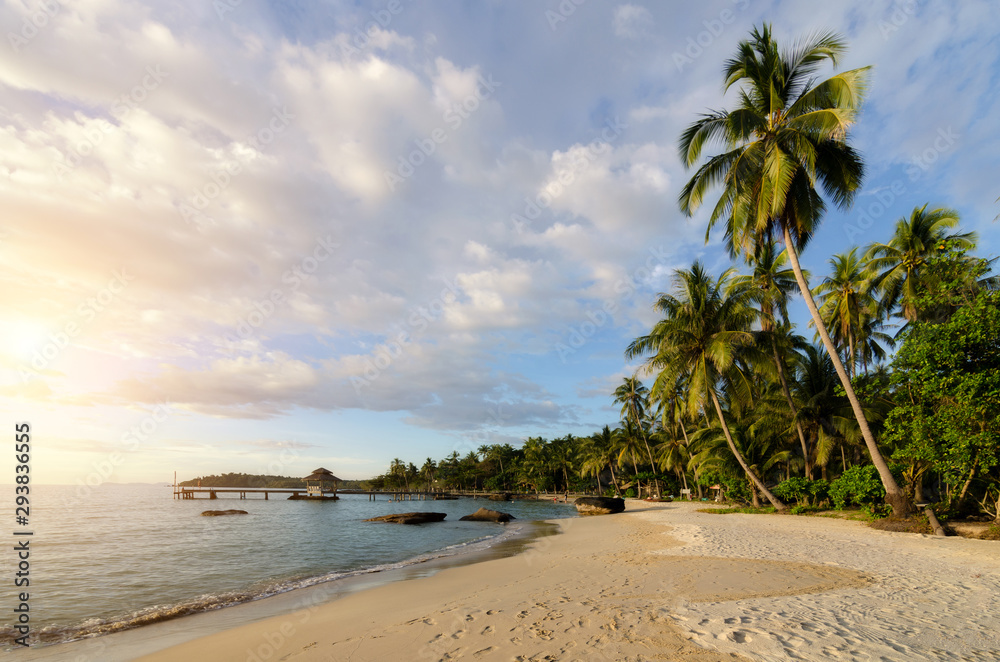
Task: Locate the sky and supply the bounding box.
[1,0,997,484]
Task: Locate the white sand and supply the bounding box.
[649,504,1000,661]
[20,501,1000,661]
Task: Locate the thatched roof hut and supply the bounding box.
[302,467,341,497]
[304,467,341,483]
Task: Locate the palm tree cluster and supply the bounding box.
[372,26,998,519]
[640,24,996,516]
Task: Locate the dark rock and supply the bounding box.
[364,512,447,525]
[201,509,248,516]
[460,507,515,523]
[489,493,512,501]
[574,497,625,515]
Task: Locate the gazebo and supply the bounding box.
[291,467,341,500]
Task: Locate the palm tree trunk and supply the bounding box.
[632,403,660,497]
[783,226,909,516]
[708,389,787,510]
[608,461,620,495]
[771,339,813,478]
[679,424,700,498]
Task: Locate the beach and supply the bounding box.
[22,501,1000,661]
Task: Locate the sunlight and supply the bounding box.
[0,319,53,361]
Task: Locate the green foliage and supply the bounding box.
[862,503,893,519]
[624,487,636,498]
[809,479,830,504]
[773,477,812,504]
[773,477,831,507]
[829,465,885,509]
[885,289,1000,508]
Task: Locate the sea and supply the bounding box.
[0,483,576,651]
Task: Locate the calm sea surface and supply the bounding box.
[1,484,576,649]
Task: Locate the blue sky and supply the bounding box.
[1,0,997,483]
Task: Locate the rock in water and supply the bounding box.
[364,512,447,525]
[459,507,515,523]
[574,497,625,515]
[201,509,249,516]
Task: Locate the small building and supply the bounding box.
[295,467,341,500]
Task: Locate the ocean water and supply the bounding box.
[1,484,576,649]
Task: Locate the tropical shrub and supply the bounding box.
[830,465,885,509]
[773,477,812,504]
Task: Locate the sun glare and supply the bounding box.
[1,320,53,360]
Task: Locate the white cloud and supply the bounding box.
[613,4,654,39]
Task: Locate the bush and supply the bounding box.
[829,465,885,509]
[809,479,830,505]
[624,488,636,498]
[773,477,812,504]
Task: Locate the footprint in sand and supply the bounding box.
[727,630,752,643]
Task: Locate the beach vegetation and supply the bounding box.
[676,24,910,516]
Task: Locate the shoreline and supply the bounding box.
[11,517,564,662]
[142,502,868,662]
[18,502,1000,661]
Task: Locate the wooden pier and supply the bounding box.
[173,487,519,501]
[174,487,312,500]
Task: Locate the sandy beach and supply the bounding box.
[23,501,1000,661]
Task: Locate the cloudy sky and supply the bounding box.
[2,0,997,484]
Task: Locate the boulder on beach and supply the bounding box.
[574,497,625,516]
[201,509,248,516]
[364,512,447,525]
[460,507,515,523]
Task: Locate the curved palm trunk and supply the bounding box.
[708,389,787,510]
[771,340,813,478]
[607,461,621,495]
[783,226,909,516]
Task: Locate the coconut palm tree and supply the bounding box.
[865,204,976,323]
[420,458,437,491]
[549,435,578,494]
[613,377,660,496]
[689,416,793,508]
[677,25,908,515]
[813,247,881,379]
[731,241,814,477]
[584,425,622,495]
[627,262,787,510]
[614,421,647,497]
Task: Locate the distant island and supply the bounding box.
[179,472,369,490]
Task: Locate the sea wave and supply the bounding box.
[0,522,523,648]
